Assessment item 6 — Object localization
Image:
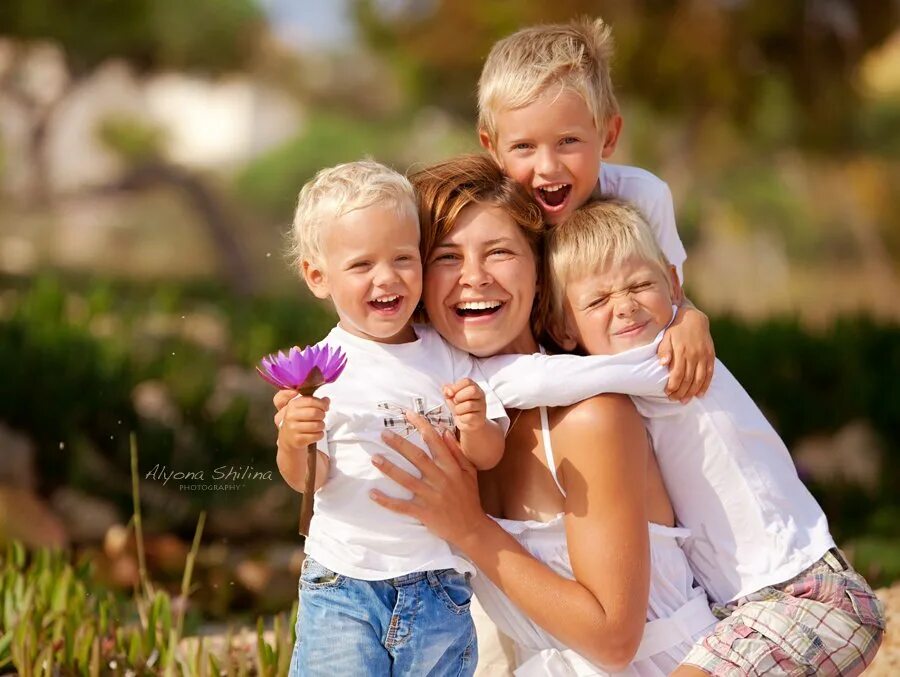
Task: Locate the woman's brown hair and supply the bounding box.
[411,154,543,262]
[409,154,550,335]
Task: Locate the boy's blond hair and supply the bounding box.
[289,159,417,270]
[478,17,619,143]
[547,199,672,327]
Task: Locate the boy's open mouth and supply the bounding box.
[536,184,571,209]
[369,295,402,312]
[454,300,503,318]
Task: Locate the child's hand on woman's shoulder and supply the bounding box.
[658,304,715,403]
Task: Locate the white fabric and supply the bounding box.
[472,408,715,676]
[306,323,507,580]
[480,328,836,603]
[538,406,565,497]
[600,164,687,283]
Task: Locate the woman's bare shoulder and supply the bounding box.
[549,394,647,471]
[551,393,640,433]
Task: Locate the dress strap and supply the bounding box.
[536,345,567,499]
[539,406,566,498]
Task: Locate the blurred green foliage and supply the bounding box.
[0,0,263,76]
[96,115,167,164]
[1,275,898,583]
[0,537,296,673]
[234,112,409,220]
[353,0,900,152]
[234,111,477,221]
[0,275,334,532]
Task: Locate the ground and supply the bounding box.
[866,583,898,675]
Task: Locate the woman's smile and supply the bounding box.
[424,204,538,357]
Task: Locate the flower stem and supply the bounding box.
[298,385,319,536]
[299,442,317,536]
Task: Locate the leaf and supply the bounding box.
[128,630,142,665]
[207,651,220,677]
[98,600,109,637]
[10,542,25,570]
[146,592,158,651]
[156,589,173,640]
[89,636,100,677]
[50,567,72,614]
[0,631,13,667]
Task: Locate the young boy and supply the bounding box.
[278,160,507,676]
[476,17,714,403]
[482,199,885,675]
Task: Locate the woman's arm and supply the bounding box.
[370,400,652,671]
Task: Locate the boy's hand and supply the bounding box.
[273,390,331,493]
[658,305,715,403]
[443,378,489,433]
[273,388,298,414]
[274,392,330,452]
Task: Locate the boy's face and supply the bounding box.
[303,204,422,344]
[557,255,680,356]
[482,87,621,225]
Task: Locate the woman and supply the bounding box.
[368,155,715,675]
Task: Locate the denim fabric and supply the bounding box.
[289,557,477,676]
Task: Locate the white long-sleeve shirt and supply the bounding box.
[479,332,834,603]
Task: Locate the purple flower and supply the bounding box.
[257,344,347,392]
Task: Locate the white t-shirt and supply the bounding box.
[601,163,687,282]
[479,330,835,604]
[305,323,507,581]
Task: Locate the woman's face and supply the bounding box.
[423,203,538,357]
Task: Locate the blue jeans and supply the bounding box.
[289,557,477,676]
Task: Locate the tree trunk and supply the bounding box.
[99,160,257,296]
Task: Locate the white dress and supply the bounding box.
[471,407,716,676]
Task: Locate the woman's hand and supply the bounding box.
[369,410,492,551]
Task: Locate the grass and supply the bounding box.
[0,434,297,675]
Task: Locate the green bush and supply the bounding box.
[1,275,898,582]
[233,112,413,220]
[0,274,335,531]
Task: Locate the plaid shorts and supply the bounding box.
[681,549,885,676]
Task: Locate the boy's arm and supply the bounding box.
[443,378,505,470]
[459,422,505,471]
[274,391,330,492]
[479,339,669,410]
[657,298,715,402]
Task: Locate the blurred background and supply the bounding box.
[0,0,898,636]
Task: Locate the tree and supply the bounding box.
[0,0,265,293]
[352,0,900,151]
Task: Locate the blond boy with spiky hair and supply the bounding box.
[476,17,716,403]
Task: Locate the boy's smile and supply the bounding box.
[560,255,679,356]
[304,204,422,344]
[483,87,620,225]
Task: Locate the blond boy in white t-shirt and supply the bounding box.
[276,160,507,677]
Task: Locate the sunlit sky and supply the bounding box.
[259,0,356,51]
